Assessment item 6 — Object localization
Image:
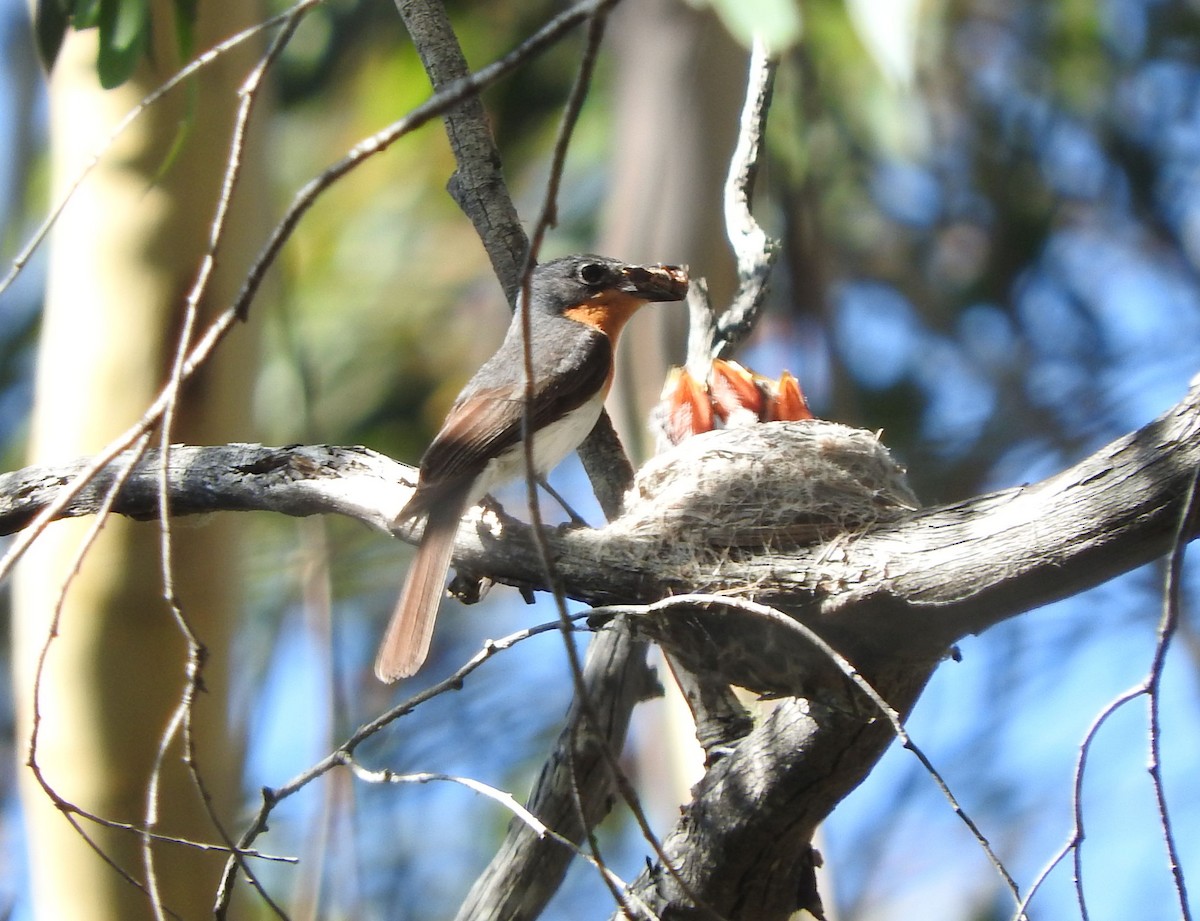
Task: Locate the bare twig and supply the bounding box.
[561,734,644,919]
[512,7,690,916]
[142,10,313,920]
[25,434,159,907]
[1015,685,1144,921]
[212,614,591,917]
[341,758,657,919]
[232,0,615,325]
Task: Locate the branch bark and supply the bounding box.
[0,443,412,539]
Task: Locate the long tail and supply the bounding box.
[375,502,463,682]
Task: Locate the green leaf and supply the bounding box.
[703,0,803,53]
[173,0,198,61]
[70,0,102,29]
[96,0,150,88]
[32,0,70,72]
[107,0,149,51]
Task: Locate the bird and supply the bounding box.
[375,254,690,682]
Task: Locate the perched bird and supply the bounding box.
[376,254,689,682]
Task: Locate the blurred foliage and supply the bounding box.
[756,0,1200,504]
[700,0,803,51]
[33,0,198,86]
[3,0,1200,918]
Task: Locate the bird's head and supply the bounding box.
[529,254,689,339]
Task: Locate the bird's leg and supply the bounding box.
[537,476,590,527]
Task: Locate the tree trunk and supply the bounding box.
[12,3,268,918]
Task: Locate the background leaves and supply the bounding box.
[33,0,191,86]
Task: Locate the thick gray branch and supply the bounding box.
[0,443,411,537]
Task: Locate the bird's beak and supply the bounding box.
[619,263,690,302]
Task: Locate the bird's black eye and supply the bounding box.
[578,262,607,285]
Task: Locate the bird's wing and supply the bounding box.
[400,324,611,518]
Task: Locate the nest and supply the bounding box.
[601,420,920,697]
[613,420,919,556]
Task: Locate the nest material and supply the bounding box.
[614,420,919,555]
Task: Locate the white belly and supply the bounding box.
[465,390,605,505]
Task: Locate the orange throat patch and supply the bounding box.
[561,291,649,343]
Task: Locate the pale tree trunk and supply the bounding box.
[13,3,268,918]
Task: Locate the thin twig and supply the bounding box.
[25,433,159,906]
[212,615,590,916]
[1145,468,1198,921]
[563,731,649,920]
[0,0,324,302]
[514,5,699,914]
[516,2,646,906]
[342,758,661,919]
[231,0,612,324]
[1015,685,1144,921]
[345,762,550,836]
[143,700,186,921]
